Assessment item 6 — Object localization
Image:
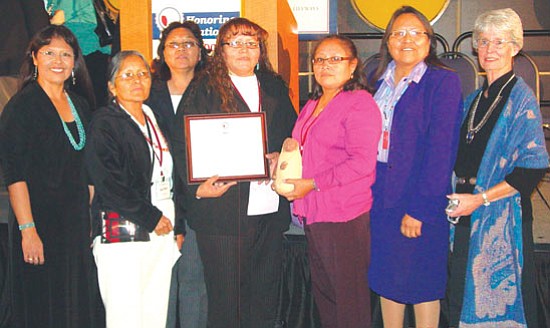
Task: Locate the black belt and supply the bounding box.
[456,176,477,185]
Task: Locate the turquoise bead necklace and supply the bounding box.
[60,92,86,151]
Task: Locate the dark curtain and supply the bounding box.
[535,246,550,328]
[276,235,321,328]
[0,223,11,328]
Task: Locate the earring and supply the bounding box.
[33,66,38,80]
[72,70,76,85]
[256,63,260,71]
[350,73,354,80]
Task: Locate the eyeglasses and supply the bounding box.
[116,71,150,81]
[311,56,352,65]
[388,30,429,40]
[222,41,260,49]
[474,39,515,50]
[38,50,74,61]
[166,41,198,50]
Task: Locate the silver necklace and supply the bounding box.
[466,74,515,143]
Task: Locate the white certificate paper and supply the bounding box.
[185,113,268,183]
[247,182,280,216]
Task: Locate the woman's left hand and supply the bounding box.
[401,214,422,238]
[277,178,314,201]
[446,193,483,217]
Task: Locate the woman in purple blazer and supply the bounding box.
[367,6,463,328]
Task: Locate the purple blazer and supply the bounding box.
[373,66,463,225]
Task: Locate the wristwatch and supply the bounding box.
[481,192,491,206]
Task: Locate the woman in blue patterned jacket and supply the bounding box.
[444,8,548,328]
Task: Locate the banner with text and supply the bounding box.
[151,0,240,53]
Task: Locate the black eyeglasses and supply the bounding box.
[222,41,260,49]
[166,41,199,50]
[311,56,352,65]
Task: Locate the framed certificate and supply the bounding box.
[185,112,269,184]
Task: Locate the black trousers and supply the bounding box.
[196,218,284,328]
[305,213,372,328]
[442,216,539,327]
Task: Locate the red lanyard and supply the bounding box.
[299,101,322,154]
[144,114,163,169]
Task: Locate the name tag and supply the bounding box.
[154,177,172,201]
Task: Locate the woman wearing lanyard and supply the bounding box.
[367,6,462,328]
[275,35,381,327]
[177,18,296,328]
[86,50,180,328]
[146,20,209,328]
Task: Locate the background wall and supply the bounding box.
[299,0,550,122]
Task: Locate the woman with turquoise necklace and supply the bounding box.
[0,25,97,327]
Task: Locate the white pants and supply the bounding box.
[93,227,180,328]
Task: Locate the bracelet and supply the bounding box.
[18,222,35,231]
[481,192,491,207]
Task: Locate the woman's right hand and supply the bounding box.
[277,178,315,201]
[21,228,45,265]
[154,216,174,236]
[446,193,484,217]
[196,175,237,198]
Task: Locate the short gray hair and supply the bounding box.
[107,50,151,85]
[472,8,523,50]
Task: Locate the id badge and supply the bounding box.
[154,177,172,201]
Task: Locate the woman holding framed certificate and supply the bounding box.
[176,17,297,328]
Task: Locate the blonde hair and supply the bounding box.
[473,8,523,50]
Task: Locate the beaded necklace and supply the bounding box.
[466,74,515,143]
[60,92,86,151]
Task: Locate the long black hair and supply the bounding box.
[310,35,371,100]
[151,21,209,80]
[20,25,95,108]
[369,6,446,87]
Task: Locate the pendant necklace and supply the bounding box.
[59,91,86,151]
[466,74,515,144]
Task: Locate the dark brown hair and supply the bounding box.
[207,17,275,113]
[151,21,209,80]
[310,35,371,100]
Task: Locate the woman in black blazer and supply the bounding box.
[176,18,297,328]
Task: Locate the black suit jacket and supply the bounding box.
[173,72,297,235]
[85,103,165,236]
[146,78,192,235]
